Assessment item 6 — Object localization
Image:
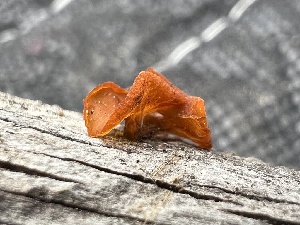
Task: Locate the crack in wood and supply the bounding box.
[223,209,300,225]
[27,125,95,146]
[0,114,110,149]
[37,153,242,205]
[0,219,22,225]
[0,189,160,225]
[200,184,300,206]
[38,152,300,208]
[0,160,82,184]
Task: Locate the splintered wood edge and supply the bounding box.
[0,91,300,225]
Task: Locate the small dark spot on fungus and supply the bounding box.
[83,68,212,149]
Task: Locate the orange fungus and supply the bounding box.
[83,68,212,149]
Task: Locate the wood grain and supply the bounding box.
[0,92,299,225]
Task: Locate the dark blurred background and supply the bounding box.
[1,0,299,169]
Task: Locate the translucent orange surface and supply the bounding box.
[83,68,212,149]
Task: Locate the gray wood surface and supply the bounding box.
[0,91,299,225]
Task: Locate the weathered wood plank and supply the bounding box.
[0,91,299,225]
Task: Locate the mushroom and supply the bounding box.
[83,68,212,149]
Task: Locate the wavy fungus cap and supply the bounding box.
[83,68,212,149]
